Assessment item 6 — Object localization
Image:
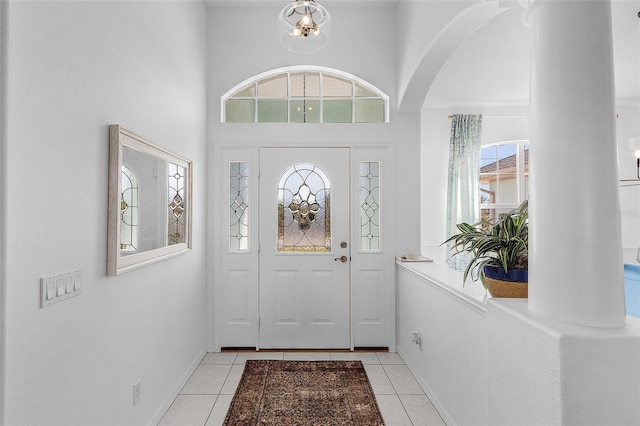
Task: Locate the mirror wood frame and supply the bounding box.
[107,125,193,275]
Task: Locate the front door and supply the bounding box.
[258,147,350,349]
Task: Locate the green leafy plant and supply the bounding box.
[443,200,528,287]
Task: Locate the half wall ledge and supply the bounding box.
[488,298,640,425]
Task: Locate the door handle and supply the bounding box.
[334,255,349,263]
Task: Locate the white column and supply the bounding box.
[527,0,626,327]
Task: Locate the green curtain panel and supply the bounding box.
[446,114,483,271]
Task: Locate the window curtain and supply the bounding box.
[446,114,482,270]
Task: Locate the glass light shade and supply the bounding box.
[279,0,331,54]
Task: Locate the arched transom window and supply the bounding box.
[222,66,389,123]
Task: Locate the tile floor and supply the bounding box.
[158,351,446,426]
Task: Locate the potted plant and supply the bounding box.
[443,200,529,298]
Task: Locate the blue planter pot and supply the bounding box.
[484,265,528,283]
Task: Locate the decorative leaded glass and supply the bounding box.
[360,162,380,251]
[168,162,186,246]
[278,163,331,252]
[230,161,249,251]
[120,165,138,252]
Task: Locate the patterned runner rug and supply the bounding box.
[223,359,385,426]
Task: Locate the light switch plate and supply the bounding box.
[41,270,82,308]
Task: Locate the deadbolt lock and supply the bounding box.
[340,242,348,248]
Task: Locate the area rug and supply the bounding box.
[223,360,385,426]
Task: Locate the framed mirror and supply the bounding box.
[107,125,192,275]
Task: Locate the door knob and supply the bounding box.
[334,255,348,263]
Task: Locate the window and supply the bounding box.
[480,141,529,220]
[222,66,389,124]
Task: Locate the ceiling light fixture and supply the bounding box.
[279,0,331,54]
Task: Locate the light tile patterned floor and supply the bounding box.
[158,351,446,426]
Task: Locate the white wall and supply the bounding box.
[1,2,208,424]
[206,5,421,348]
[488,299,640,425]
[397,264,487,426]
[396,1,475,110]
[0,0,8,421]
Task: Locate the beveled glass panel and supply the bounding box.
[226,99,255,123]
[278,163,331,252]
[290,100,320,123]
[234,83,256,97]
[323,100,352,123]
[257,74,288,97]
[168,162,186,246]
[360,162,380,251]
[291,73,320,97]
[323,75,352,97]
[257,100,288,122]
[230,161,249,251]
[355,99,385,123]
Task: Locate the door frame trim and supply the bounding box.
[211,143,396,353]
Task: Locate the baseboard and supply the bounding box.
[396,347,455,426]
[221,346,257,351]
[148,348,207,426]
[219,347,390,353]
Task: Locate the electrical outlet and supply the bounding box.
[133,379,142,405]
[412,331,422,346]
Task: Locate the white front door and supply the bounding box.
[258,147,350,349]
